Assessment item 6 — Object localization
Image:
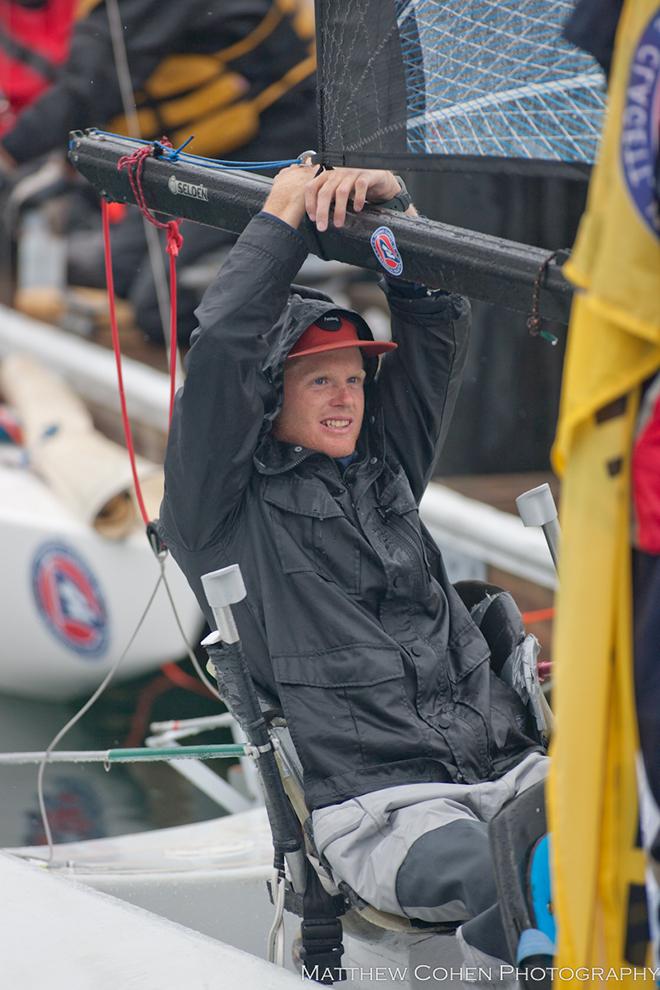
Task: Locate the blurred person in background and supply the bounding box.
[0,0,317,346]
[0,0,77,137]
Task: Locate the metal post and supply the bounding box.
[201,564,245,646]
[200,564,307,895]
[516,483,561,571]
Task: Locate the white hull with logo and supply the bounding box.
[0,461,202,700]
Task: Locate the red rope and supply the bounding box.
[161,661,217,698]
[102,198,150,525]
[123,673,172,748]
[116,139,183,425]
[100,140,183,524]
[166,237,181,422]
[521,607,555,624]
[122,662,216,747]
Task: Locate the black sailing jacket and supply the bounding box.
[159,213,541,811]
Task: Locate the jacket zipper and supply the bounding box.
[387,511,428,588]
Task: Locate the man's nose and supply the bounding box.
[331,385,352,405]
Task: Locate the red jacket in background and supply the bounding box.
[0,0,77,135]
[633,375,660,556]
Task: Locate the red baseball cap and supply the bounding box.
[287,312,397,360]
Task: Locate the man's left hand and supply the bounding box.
[304,168,402,231]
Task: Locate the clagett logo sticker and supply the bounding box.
[370,225,404,276]
[32,543,109,657]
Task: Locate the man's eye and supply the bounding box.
[348,377,363,385]
[312,377,328,385]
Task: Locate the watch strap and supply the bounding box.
[375,175,411,213]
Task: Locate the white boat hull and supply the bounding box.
[0,462,203,700]
[1,849,302,990]
[11,809,483,988]
[15,809,288,960]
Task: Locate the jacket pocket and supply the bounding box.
[272,645,426,786]
[272,644,404,687]
[263,476,362,594]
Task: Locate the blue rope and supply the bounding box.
[87,129,304,171]
[167,135,195,160]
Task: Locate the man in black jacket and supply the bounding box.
[0,0,316,344]
[0,0,315,166]
[160,164,548,967]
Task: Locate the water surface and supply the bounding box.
[0,662,231,848]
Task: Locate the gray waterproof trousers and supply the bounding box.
[312,752,549,962]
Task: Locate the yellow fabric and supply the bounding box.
[108,49,315,158]
[104,3,315,157]
[561,4,660,343]
[288,0,315,41]
[550,0,660,982]
[215,3,284,62]
[253,53,317,114]
[150,71,248,129]
[133,55,228,101]
[167,103,260,161]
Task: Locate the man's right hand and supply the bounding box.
[262,162,317,229]
[262,163,412,232]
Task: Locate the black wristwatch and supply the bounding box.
[376,175,412,213]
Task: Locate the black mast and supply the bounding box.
[69,130,572,323]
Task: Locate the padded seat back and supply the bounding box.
[454,580,525,676]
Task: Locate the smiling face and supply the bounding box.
[272,347,366,458]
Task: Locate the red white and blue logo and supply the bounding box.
[621,12,660,239]
[32,543,108,657]
[25,777,105,844]
[370,225,404,276]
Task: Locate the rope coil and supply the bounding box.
[527,248,569,346]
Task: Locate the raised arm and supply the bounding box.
[160,165,314,552]
[378,281,470,502]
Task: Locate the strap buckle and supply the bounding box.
[146,521,168,560]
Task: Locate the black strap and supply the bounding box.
[375,175,412,213]
[300,863,346,984]
[146,521,167,558]
[0,32,59,84]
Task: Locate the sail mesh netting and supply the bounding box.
[315,0,606,173]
